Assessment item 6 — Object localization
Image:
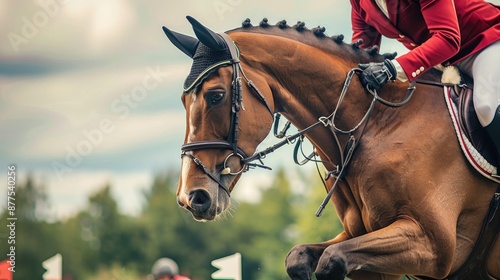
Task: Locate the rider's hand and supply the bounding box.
[358,59,397,90]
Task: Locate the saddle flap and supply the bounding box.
[450,86,499,166]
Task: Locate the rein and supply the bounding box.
[181,32,417,203]
[244,69,416,216]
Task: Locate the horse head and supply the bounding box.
[163,16,275,221]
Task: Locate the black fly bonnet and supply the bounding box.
[163,16,273,196]
[183,43,234,92]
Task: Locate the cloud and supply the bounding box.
[0,62,189,160]
[63,0,137,53]
[16,111,183,159]
[0,1,7,21]
[46,170,153,219]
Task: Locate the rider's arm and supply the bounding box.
[392,60,408,82]
[395,0,461,81]
[351,0,382,49]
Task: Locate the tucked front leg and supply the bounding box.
[286,231,349,280]
[315,218,455,280]
[286,243,328,280]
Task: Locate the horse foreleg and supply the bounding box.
[286,231,349,280]
[315,218,454,280]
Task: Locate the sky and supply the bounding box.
[0,0,451,220]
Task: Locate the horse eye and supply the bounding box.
[207,91,225,105]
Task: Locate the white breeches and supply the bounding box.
[471,41,500,127]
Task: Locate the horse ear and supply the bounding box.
[162,26,199,58]
[186,16,226,51]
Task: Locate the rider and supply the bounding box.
[352,0,500,160]
[150,258,191,280]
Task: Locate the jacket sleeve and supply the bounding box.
[395,0,461,81]
[351,0,382,49]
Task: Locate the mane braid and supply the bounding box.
[351,39,364,50]
[242,18,252,28]
[366,45,379,56]
[332,34,344,44]
[293,21,306,32]
[312,26,327,37]
[259,18,270,28]
[234,18,389,63]
[277,20,289,29]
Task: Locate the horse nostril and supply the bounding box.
[189,189,211,212]
[177,197,185,208]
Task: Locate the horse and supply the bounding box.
[163,16,500,279]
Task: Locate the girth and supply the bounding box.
[446,185,500,280]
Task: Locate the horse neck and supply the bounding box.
[231,31,375,164]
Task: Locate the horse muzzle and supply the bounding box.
[177,158,232,221]
[177,187,230,221]
[177,150,245,220]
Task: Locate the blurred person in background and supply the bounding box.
[150,257,191,280]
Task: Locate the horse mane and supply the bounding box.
[227,18,397,63]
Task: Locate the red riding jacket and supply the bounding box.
[350,0,500,81]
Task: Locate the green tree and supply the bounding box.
[0,176,62,280]
[233,169,295,280]
[80,184,149,277]
[293,169,343,244]
[54,214,94,279]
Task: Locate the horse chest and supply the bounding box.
[334,178,403,235]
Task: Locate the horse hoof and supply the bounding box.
[286,257,313,280]
[315,253,347,280]
[286,245,316,280]
[288,271,312,280]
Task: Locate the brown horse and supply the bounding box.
[163,16,500,279]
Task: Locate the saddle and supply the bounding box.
[448,85,499,164]
[443,83,500,182]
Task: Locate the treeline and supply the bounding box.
[0,168,343,279]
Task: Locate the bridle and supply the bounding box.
[180,33,273,196]
[181,32,417,203]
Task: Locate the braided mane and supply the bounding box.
[229,18,396,63]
